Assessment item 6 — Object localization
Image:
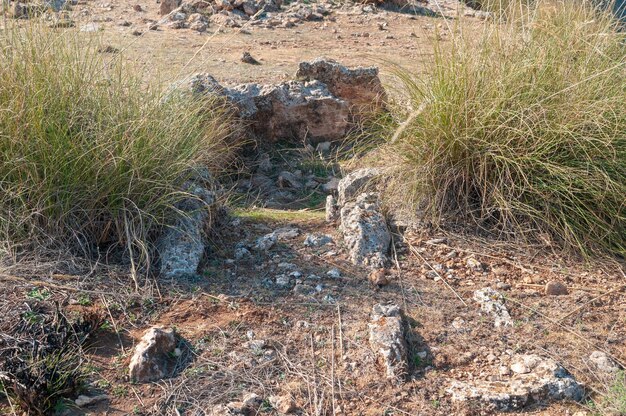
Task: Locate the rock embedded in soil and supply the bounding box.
[473,287,513,328]
[75,394,108,407]
[589,350,621,374]
[269,394,297,414]
[254,232,277,252]
[340,193,390,268]
[447,354,584,411]
[369,303,408,383]
[158,176,216,279]
[336,167,380,206]
[129,327,177,383]
[241,51,261,65]
[544,280,568,296]
[303,233,333,247]
[325,195,339,222]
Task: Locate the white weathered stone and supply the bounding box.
[340,193,390,269]
[447,354,584,411]
[589,350,621,374]
[75,394,108,407]
[325,195,339,222]
[303,233,333,247]
[369,303,407,383]
[473,288,513,328]
[129,327,177,383]
[254,232,277,252]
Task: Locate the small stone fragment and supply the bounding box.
[254,232,277,252]
[327,268,341,279]
[75,394,108,407]
[369,268,389,287]
[473,287,513,328]
[545,280,568,296]
[589,350,621,374]
[241,51,261,65]
[275,274,291,288]
[269,395,297,414]
[303,233,333,247]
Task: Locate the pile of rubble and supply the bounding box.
[158,0,332,30]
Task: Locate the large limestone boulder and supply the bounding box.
[296,58,387,115]
[129,327,177,383]
[180,75,350,143]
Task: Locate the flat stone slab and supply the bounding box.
[447,354,585,411]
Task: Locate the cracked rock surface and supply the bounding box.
[447,354,585,411]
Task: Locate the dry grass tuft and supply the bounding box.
[0,23,235,267]
[386,0,626,257]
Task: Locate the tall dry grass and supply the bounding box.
[0,24,233,264]
[387,0,626,256]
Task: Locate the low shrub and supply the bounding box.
[388,1,626,256]
[0,24,233,264]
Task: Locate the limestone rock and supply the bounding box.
[254,232,277,252]
[337,168,380,206]
[75,394,108,407]
[303,233,333,247]
[296,58,387,116]
[473,287,513,328]
[269,395,297,414]
[158,177,215,278]
[227,80,350,143]
[182,75,350,143]
[160,0,181,15]
[340,193,390,268]
[589,350,621,374]
[322,177,339,192]
[325,195,339,222]
[369,303,408,382]
[447,354,584,411]
[129,327,177,382]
